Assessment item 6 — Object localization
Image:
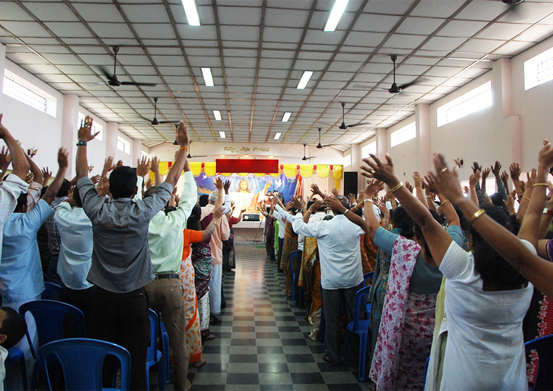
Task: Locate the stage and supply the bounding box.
[233,220,265,243]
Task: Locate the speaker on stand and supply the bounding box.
[344,171,358,200]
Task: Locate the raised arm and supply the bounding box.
[433,151,553,299]
[151,157,163,187]
[76,116,100,179]
[42,149,69,205]
[164,121,189,187]
[362,154,453,266]
[0,114,29,180]
[25,149,43,185]
[101,156,116,178]
[424,174,460,227]
[214,178,224,209]
[413,171,429,209]
[200,206,223,242]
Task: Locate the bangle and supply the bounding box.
[343,208,349,214]
[76,140,87,147]
[179,146,188,152]
[351,204,358,211]
[523,196,531,202]
[469,209,486,224]
[441,199,450,206]
[533,183,548,187]
[364,198,373,203]
[389,181,404,193]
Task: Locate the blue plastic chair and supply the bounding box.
[289,250,303,307]
[36,338,130,391]
[363,272,374,286]
[343,285,372,381]
[41,282,62,301]
[19,300,86,359]
[147,309,165,390]
[525,334,553,390]
[3,347,27,391]
[160,319,170,384]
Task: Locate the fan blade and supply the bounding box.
[155,120,175,124]
[189,155,208,158]
[120,81,158,87]
[398,77,427,90]
[100,67,113,80]
[347,122,370,128]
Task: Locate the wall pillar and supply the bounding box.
[376,128,388,160]
[61,94,79,175]
[132,139,143,164]
[416,103,431,174]
[0,44,5,108]
[106,122,118,160]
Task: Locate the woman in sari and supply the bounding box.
[276,200,298,297]
[337,176,463,391]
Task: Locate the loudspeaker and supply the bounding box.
[243,213,260,221]
[344,171,358,199]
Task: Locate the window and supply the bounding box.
[390,122,416,147]
[77,113,103,141]
[341,154,351,167]
[362,141,377,158]
[117,137,131,155]
[524,46,553,90]
[437,81,492,127]
[2,69,57,117]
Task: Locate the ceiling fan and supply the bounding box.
[316,128,332,149]
[100,46,157,87]
[302,144,314,161]
[142,98,177,125]
[385,55,424,94]
[172,140,207,159]
[338,102,370,129]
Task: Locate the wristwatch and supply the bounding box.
[76,140,87,147]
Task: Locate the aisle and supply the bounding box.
[187,243,370,391]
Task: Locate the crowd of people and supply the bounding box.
[0,110,552,390]
[263,142,553,390]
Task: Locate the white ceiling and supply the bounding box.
[1,0,553,151]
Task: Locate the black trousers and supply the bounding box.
[90,286,149,391]
[59,285,95,337]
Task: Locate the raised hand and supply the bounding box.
[91,174,101,185]
[538,140,553,171]
[102,156,116,177]
[501,171,509,184]
[0,146,10,172]
[311,183,324,198]
[510,162,521,181]
[431,153,465,205]
[348,193,356,205]
[224,180,231,194]
[150,157,160,173]
[526,168,537,188]
[412,171,423,189]
[423,174,439,194]
[215,177,224,191]
[58,148,69,170]
[309,199,324,213]
[481,167,491,180]
[136,156,151,177]
[325,196,343,212]
[175,120,189,148]
[363,179,385,199]
[471,161,481,174]
[97,176,110,197]
[290,195,305,211]
[405,181,414,193]
[491,161,502,177]
[361,154,398,187]
[504,193,516,215]
[116,160,124,168]
[25,173,34,184]
[77,116,99,142]
[331,187,339,197]
[469,169,481,188]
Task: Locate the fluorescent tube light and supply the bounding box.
[181,0,201,26]
[219,131,226,139]
[297,71,313,90]
[282,112,292,122]
[324,0,349,32]
[201,68,214,87]
[274,132,282,140]
[213,110,222,120]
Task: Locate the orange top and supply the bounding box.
[182,229,203,260]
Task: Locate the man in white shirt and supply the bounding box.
[275,195,364,365]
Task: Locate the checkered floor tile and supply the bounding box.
[159,243,372,391]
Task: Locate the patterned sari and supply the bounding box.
[279,221,298,295]
[179,252,203,363]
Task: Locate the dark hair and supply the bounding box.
[14,192,27,213]
[73,186,82,208]
[109,166,137,199]
[470,204,527,288]
[454,205,471,232]
[56,179,71,198]
[391,206,414,240]
[187,205,202,230]
[164,206,177,215]
[0,307,27,349]
[199,194,209,207]
[323,215,334,221]
[414,210,443,258]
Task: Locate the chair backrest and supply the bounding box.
[42,282,62,301]
[525,334,553,390]
[363,272,374,286]
[37,338,130,391]
[147,309,159,362]
[19,300,86,358]
[289,250,301,276]
[354,285,372,330]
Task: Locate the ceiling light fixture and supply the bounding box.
[282,112,292,122]
[181,0,201,26]
[219,131,226,138]
[220,154,225,157]
[201,68,214,87]
[324,0,349,32]
[213,110,222,120]
[297,71,313,90]
[245,155,249,157]
[274,132,282,140]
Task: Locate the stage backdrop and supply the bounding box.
[151,162,343,214]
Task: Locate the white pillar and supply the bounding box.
[376,128,388,160]
[105,122,118,160]
[0,44,5,108]
[132,139,143,164]
[416,104,431,174]
[61,94,79,176]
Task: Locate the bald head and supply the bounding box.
[331,195,350,214]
